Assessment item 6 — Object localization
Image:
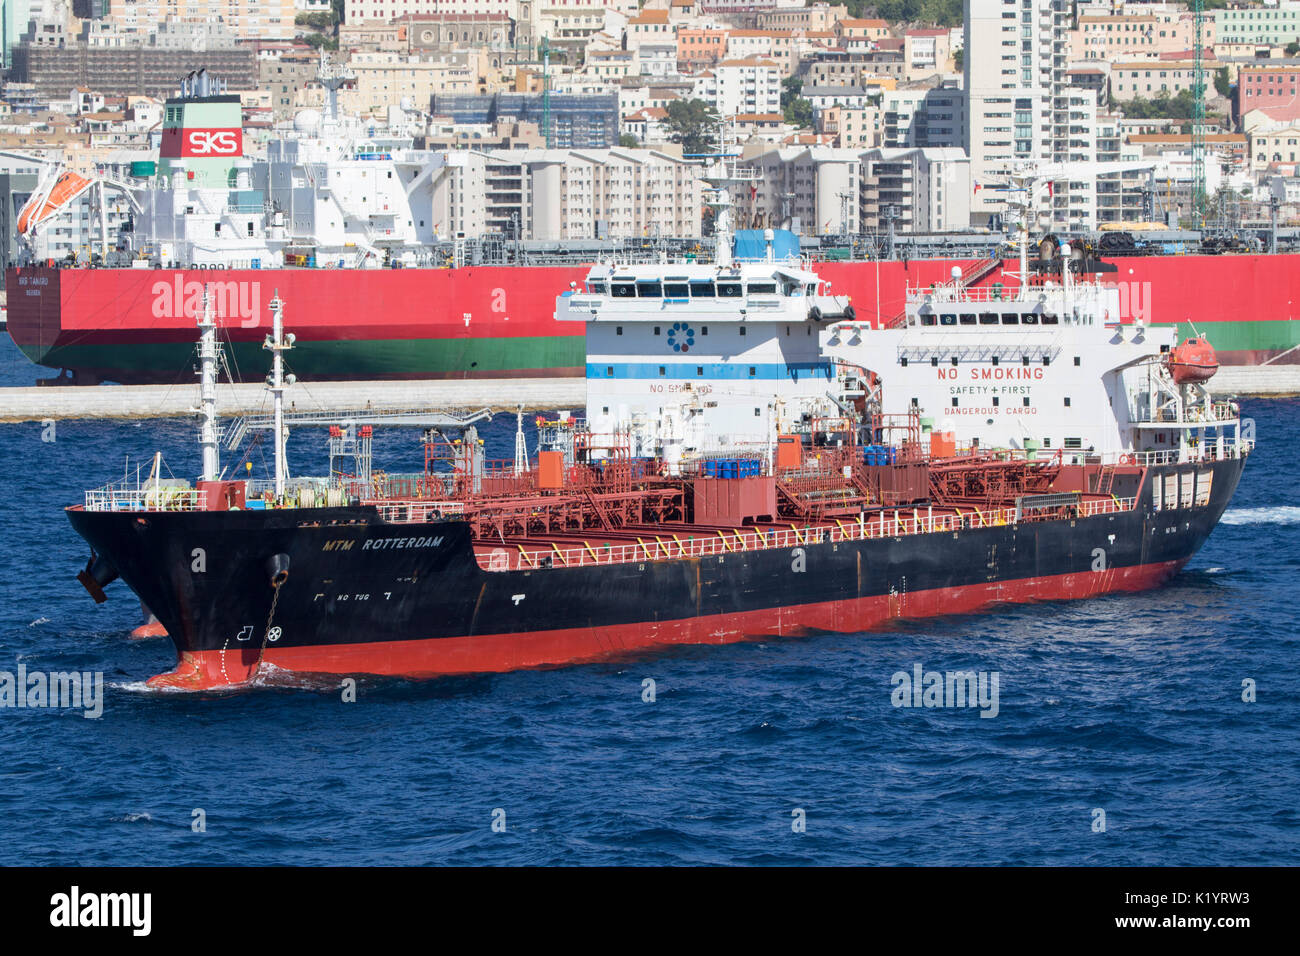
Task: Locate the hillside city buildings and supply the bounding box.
[2,0,1295,266]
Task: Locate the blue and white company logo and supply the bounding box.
[666,322,695,353]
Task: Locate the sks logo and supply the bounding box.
[152,276,262,327]
[162,127,243,158]
[666,322,695,353]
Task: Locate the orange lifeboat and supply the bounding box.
[1167,334,1219,385]
[16,170,94,236]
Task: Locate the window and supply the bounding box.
[960,313,977,325]
[1042,313,1059,325]
[588,280,607,294]
[1022,312,1038,325]
[606,366,613,376]
[1064,437,1082,449]
[658,366,666,376]
[616,326,623,336]
[637,280,662,298]
[748,366,756,377]
[612,283,636,298]
[940,313,958,326]
[952,397,959,407]
[739,326,747,336]
[748,281,777,294]
[717,282,742,297]
[979,312,999,325]
[921,313,938,326]
[1023,397,1031,407]
[664,283,689,298]
[1022,355,1030,366]
[1073,355,1080,366]
[1064,397,1071,407]
[993,396,1000,406]
[1001,313,1020,325]
[654,326,661,335]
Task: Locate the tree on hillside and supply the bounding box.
[664,99,720,156]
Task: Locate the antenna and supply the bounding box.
[317,51,356,123]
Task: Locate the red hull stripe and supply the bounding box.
[148,558,1186,689]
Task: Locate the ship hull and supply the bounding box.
[10,254,1300,383]
[66,457,1246,689]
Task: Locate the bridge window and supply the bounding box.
[979,312,999,325]
[588,279,607,294]
[1022,312,1039,325]
[717,282,743,297]
[637,280,662,298]
[1001,313,1020,325]
[960,313,977,325]
[748,281,777,294]
[689,280,715,297]
[664,282,689,297]
[920,313,937,326]
[940,313,958,326]
[611,282,636,298]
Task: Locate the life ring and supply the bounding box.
[1119,453,1135,465]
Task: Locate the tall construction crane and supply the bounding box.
[1192,0,1207,223]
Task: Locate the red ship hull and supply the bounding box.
[9,253,1300,383]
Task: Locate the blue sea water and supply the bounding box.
[0,335,1297,866]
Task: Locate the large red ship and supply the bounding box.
[8,251,1300,384]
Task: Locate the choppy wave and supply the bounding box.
[1218,505,1300,525]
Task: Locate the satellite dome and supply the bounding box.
[293,109,322,133]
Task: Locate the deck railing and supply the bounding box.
[474,495,1139,572]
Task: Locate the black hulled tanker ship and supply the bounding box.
[64,214,1253,690]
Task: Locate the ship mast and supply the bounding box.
[699,121,757,269]
[197,285,220,482]
[264,291,295,498]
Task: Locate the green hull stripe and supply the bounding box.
[24,336,585,377]
[1172,319,1300,353]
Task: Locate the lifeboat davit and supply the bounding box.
[16,170,94,236]
[1167,334,1219,385]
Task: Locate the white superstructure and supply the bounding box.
[557,138,859,470]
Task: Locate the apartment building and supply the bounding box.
[735,145,861,234]
[694,58,781,116]
[108,0,295,38]
[964,0,1070,226]
[859,146,970,233]
[1110,60,1201,102]
[1238,64,1300,123]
